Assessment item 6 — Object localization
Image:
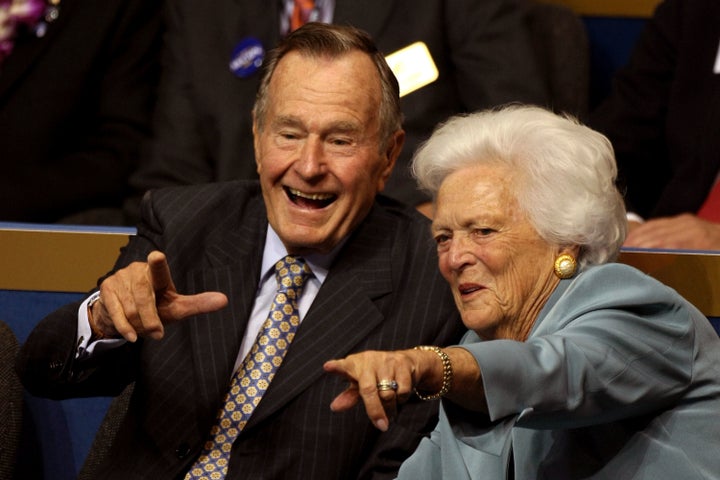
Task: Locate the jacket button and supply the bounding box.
[176,443,191,459]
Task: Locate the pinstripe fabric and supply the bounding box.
[186,256,310,479]
[17,180,465,479]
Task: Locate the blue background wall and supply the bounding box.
[3,290,113,479]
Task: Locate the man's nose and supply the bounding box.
[294,137,326,179]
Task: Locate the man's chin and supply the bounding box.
[278,228,339,255]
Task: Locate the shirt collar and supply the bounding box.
[261,224,345,283]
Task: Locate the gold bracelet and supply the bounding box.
[414,346,453,401]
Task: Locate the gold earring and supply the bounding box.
[554,253,577,279]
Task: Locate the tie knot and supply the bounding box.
[274,255,310,293]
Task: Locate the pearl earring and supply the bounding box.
[554,253,577,279]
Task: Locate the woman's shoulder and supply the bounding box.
[572,262,665,293]
[555,262,702,326]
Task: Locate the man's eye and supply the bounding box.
[329,137,352,146]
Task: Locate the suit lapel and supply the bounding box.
[186,195,269,421]
[245,205,395,428]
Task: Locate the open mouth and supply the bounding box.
[285,187,337,209]
[459,284,483,296]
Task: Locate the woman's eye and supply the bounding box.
[475,228,495,236]
[434,234,450,245]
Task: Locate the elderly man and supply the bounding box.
[17,23,463,479]
[126,0,548,220]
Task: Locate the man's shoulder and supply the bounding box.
[372,194,432,230]
[150,180,261,205]
[348,195,437,264]
[360,196,434,244]
[142,180,265,228]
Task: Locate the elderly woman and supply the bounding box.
[324,105,720,479]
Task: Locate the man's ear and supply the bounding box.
[377,129,405,191]
[252,117,262,174]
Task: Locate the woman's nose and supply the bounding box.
[446,235,475,271]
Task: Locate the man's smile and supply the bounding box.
[285,186,337,208]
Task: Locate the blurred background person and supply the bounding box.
[0,0,162,225]
[325,105,720,479]
[126,0,549,221]
[590,0,720,250]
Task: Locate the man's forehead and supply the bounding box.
[267,50,382,116]
[274,49,376,77]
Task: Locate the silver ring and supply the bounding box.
[376,379,399,392]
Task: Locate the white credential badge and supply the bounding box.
[385,42,439,97]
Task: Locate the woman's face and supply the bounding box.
[432,163,561,341]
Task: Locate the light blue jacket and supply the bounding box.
[398,263,720,479]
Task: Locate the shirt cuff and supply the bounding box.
[626,212,644,224]
[76,291,126,360]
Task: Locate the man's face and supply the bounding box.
[254,50,404,255]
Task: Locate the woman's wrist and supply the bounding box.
[413,345,454,400]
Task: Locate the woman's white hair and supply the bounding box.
[412,105,627,267]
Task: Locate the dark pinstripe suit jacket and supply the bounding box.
[18,180,465,479]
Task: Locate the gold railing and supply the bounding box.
[618,250,720,317]
[1,226,717,317]
[0,226,131,292]
[540,0,661,17]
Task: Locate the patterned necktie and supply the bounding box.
[697,175,720,222]
[185,256,311,480]
[290,0,315,32]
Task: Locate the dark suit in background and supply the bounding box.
[18,181,465,478]
[590,0,720,219]
[0,0,162,224]
[128,0,547,212]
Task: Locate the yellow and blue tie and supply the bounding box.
[185,256,311,480]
